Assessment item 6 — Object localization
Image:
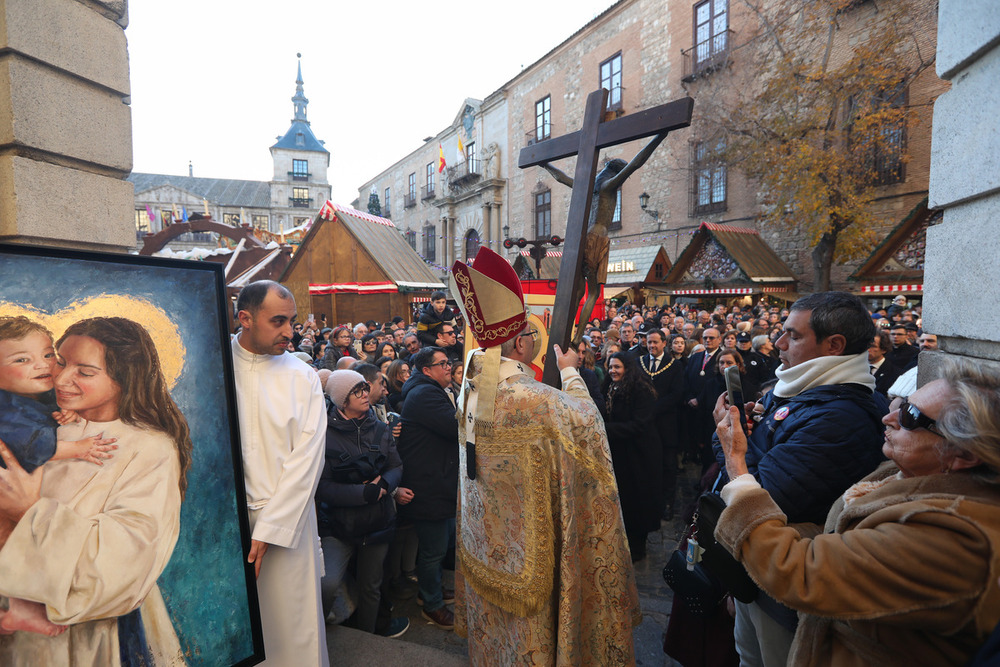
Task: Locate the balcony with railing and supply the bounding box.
[421,184,436,201]
[525,123,552,147]
[289,197,312,208]
[288,171,311,182]
[447,159,481,186]
[404,192,417,208]
[681,29,734,82]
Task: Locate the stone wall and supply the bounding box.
[921,0,1000,378]
[0,0,134,250]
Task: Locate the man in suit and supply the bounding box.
[683,327,723,470]
[887,324,919,371]
[869,330,900,396]
[643,329,685,518]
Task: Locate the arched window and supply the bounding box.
[465,229,481,263]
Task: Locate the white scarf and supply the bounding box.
[773,350,875,398]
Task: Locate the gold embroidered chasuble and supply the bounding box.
[455,354,640,666]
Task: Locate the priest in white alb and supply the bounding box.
[231,280,329,666]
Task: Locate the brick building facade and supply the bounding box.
[358,0,946,296]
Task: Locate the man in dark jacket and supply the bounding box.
[397,346,459,630]
[714,292,889,667]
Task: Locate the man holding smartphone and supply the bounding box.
[713,292,889,667]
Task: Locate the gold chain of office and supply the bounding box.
[640,356,676,377]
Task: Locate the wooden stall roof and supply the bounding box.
[849,198,936,294]
[280,201,445,291]
[664,222,797,287]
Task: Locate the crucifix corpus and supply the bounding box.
[518,89,693,387]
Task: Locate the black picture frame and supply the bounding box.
[0,242,262,666]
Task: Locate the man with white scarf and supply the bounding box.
[712,291,889,667]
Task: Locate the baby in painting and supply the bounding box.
[0,315,117,636]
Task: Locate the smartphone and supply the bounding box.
[387,412,401,431]
[724,365,748,435]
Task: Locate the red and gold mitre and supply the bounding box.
[450,247,526,349]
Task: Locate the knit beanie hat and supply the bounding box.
[326,369,366,408]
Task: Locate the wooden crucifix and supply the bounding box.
[518,89,693,388]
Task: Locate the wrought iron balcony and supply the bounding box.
[404,193,417,208]
[525,124,552,147]
[681,29,734,82]
[447,159,481,186]
[288,171,311,181]
[421,184,436,201]
[289,197,311,208]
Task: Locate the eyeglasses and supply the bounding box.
[518,330,538,341]
[702,335,718,340]
[350,383,372,398]
[897,398,939,434]
[427,360,452,369]
[441,329,456,336]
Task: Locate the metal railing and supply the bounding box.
[681,29,734,81]
[404,193,417,208]
[421,184,436,201]
[289,197,311,208]
[447,159,481,184]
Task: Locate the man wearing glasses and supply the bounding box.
[682,327,723,468]
[395,346,459,630]
[450,247,638,665]
[710,292,889,667]
[433,323,463,367]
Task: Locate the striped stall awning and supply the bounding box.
[861,284,923,293]
[411,296,431,303]
[672,288,754,295]
[519,250,563,257]
[670,285,792,296]
[309,282,397,295]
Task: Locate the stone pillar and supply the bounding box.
[482,203,493,249]
[0,0,134,251]
[922,0,1000,378]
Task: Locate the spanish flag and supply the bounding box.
[438,144,446,173]
[458,135,465,159]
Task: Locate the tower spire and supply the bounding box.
[292,52,309,125]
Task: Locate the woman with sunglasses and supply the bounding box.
[316,369,407,638]
[715,358,1000,666]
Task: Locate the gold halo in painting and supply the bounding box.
[0,295,185,389]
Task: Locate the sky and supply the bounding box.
[127,1,619,206]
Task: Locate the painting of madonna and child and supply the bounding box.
[0,244,262,667]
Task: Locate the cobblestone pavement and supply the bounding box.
[339,462,703,664]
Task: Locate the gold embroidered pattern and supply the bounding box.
[457,423,554,617]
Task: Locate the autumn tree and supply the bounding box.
[703,0,936,291]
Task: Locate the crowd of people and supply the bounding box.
[230,279,1000,667]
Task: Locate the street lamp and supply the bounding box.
[639,191,659,225]
[504,234,563,278]
[502,223,510,240]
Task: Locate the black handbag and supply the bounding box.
[695,492,758,604]
[662,526,727,616]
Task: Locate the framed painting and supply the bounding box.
[0,243,262,666]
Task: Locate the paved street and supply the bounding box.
[326,464,701,665]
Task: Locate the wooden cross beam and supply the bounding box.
[518,90,693,387]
